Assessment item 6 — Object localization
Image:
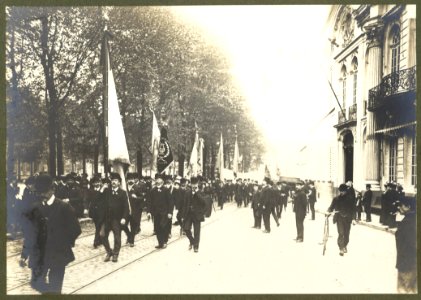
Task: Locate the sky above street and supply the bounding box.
[172,5,334,174]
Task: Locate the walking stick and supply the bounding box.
[322,214,330,256]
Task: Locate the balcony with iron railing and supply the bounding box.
[335,103,357,128]
[368,66,416,111]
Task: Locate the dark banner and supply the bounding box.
[157,127,174,174]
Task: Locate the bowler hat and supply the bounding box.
[338,184,347,192]
[34,174,54,193]
[110,172,122,182]
[191,177,199,185]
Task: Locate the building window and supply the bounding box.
[389,138,397,182]
[390,25,401,74]
[341,66,347,108]
[352,59,358,104]
[412,134,416,186]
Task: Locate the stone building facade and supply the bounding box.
[326,4,416,205]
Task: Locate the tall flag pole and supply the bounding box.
[151,111,161,177]
[188,121,199,177]
[233,125,239,176]
[101,24,132,213]
[215,133,224,180]
[100,25,112,174]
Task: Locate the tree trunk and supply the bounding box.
[56,117,64,175]
[94,143,99,175]
[47,106,57,177]
[137,149,142,176]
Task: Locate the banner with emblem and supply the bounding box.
[157,127,173,174]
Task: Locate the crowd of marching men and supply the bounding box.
[5,172,416,294]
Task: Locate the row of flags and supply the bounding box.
[103,27,243,184]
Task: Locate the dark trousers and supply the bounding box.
[217,195,224,209]
[253,209,262,228]
[336,215,352,249]
[93,220,102,247]
[101,219,122,255]
[271,207,279,224]
[363,204,371,221]
[275,203,283,219]
[309,202,315,220]
[184,216,201,248]
[262,209,271,231]
[46,265,66,294]
[122,212,142,244]
[295,213,305,240]
[33,264,66,294]
[153,214,169,246]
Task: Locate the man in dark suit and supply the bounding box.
[260,178,274,233]
[101,173,130,263]
[33,174,81,294]
[148,176,174,249]
[123,174,144,247]
[327,183,356,256]
[251,183,262,229]
[383,182,399,228]
[60,174,84,218]
[395,197,417,293]
[307,181,317,220]
[362,184,372,222]
[293,180,307,242]
[182,177,207,252]
[87,176,107,248]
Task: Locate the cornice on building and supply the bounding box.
[381,5,405,23]
[354,5,370,28]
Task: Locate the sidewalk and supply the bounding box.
[315,208,400,235]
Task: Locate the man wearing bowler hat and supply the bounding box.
[395,197,417,293]
[182,177,207,252]
[33,174,81,294]
[293,180,307,242]
[362,184,372,222]
[148,175,174,249]
[101,173,130,263]
[326,184,356,256]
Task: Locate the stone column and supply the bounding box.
[364,23,383,190]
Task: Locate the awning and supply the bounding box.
[375,121,417,134]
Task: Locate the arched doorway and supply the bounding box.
[343,132,354,182]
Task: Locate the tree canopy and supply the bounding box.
[6,6,264,177]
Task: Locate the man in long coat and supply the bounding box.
[33,174,81,294]
[182,177,207,252]
[101,173,130,263]
[148,176,174,249]
[293,180,307,242]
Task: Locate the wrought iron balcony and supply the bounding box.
[368,66,416,111]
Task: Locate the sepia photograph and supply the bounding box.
[4,2,417,295]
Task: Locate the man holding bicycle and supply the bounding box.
[326,183,356,256]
